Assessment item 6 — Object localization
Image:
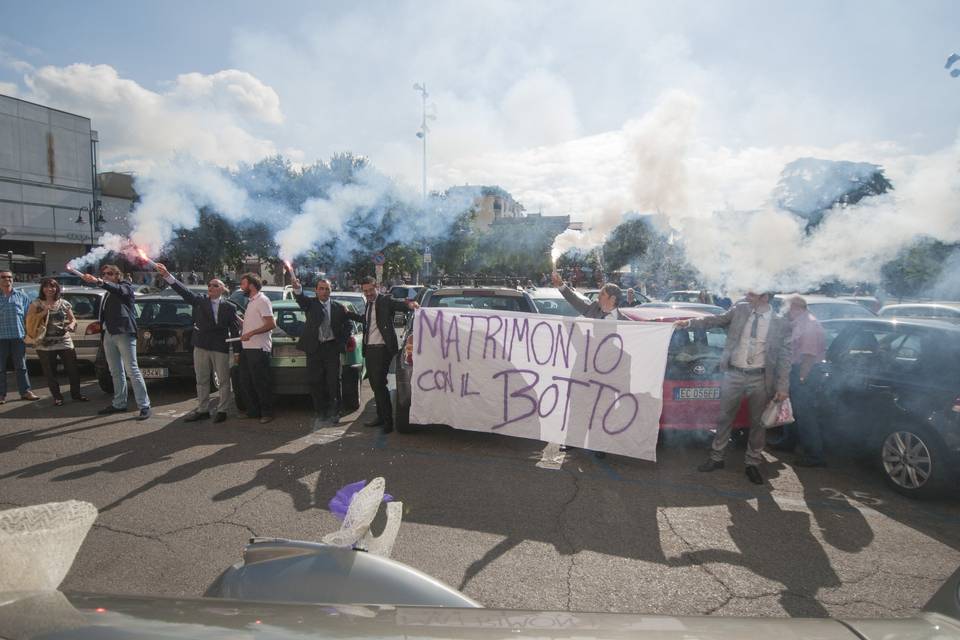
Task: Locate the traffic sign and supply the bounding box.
[373,252,386,265]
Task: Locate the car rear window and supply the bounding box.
[809,302,873,320]
[533,297,580,317]
[275,308,306,337]
[64,293,100,320]
[262,290,285,301]
[135,300,193,326]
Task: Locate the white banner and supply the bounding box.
[409,308,674,461]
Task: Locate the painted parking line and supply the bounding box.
[303,425,350,445]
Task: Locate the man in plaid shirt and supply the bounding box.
[0,270,40,404]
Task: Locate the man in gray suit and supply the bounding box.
[551,271,627,320]
[678,291,792,484]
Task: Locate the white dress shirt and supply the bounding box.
[730,308,771,369]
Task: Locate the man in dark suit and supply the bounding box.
[349,276,418,434]
[155,263,239,424]
[290,276,353,428]
[678,291,792,484]
[80,265,151,420]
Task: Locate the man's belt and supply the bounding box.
[730,365,765,375]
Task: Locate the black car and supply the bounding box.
[95,295,220,392]
[815,318,960,497]
[393,286,538,432]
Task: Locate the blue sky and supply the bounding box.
[1,0,958,217]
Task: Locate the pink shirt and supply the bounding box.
[791,311,826,365]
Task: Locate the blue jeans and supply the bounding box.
[103,331,150,409]
[0,338,31,397]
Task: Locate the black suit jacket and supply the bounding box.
[349,294,408,357]
[168,279,240,353]
[93,280,138,335]
[293,291,353,355]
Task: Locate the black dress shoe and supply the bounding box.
[213,412,227,424]
[697,459,725,472]
[98,405,126,415]
[364,418,386,428]
[184,411,211,423]
[745,465,764,484]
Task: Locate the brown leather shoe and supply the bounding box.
[20,391,39,401]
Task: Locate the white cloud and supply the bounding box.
[0,80,17,96]
[21,63,284,170]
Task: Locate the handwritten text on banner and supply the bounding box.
[409,308,674,461]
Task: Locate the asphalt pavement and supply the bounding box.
[1,370,959,619]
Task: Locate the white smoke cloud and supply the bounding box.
[21,63,283,170]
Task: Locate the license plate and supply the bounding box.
[141,368,169,379]
[674,386,720,400]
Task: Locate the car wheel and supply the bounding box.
[96,366,114,394]
[340,366,361,412]
[879,425,948,498]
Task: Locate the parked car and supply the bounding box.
[332,291,367,316]
[228,286,287,312]
[390,284,425,301]
[394,287,538,432]
[840,295,882,314]
[25,286,105,367]
[94,295,203,392]
[878,302,960,324]
[814,317,960,497]
[232,300,366,412]
[620,307,749,431]
[664,290,717,305]
[772,294,875,320]
[583,288,651,305]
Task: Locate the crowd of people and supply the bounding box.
[2,265,825,482]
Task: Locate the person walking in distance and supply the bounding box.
[155,263,239,424]
[0,270,40,403]
[349,276,417,434]
[290,275,354,429]
[237,273,276,424]
[677,290,792,484]
[80,265,151,420]
[26,278,87,406]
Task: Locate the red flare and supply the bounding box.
[282,259,294,273]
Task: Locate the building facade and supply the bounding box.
[0,94,130,275]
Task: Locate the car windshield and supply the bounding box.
[262,289,285,301]
[135,300,193,326]
[808,302,874,320]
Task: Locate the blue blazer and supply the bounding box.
[93,280,138,335]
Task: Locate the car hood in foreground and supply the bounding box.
[1,591,959,640]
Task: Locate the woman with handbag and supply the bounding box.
[26,278,87,406]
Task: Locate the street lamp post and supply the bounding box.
[75,201,105,247]
[413,83,436,200]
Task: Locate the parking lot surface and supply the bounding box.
[1,372,958,618]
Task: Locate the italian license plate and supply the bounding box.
[674,386,720,400]
[141,368,169,379]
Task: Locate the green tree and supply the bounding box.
[881,240,957,300]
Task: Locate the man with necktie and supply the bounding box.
[155,263,239,423]
[677,291,792,484]
[349,276,418,434]
[290,276,353,428]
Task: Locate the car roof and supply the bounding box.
[775,294,862,305]
[821,317,960,333]
[641,302,725,313]
[271,300,301,309]
[529,288,568,298]
[879,302,960,310]
[135,295,194,302]
[60,286,104,295]
[429,287,527,297]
